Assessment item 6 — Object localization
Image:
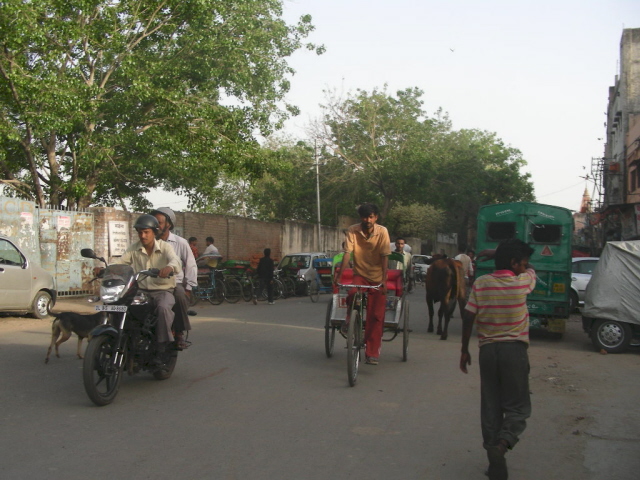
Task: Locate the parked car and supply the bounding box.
[582,241,640,353]
[0,236,57,318]
[411,255,432,283]
[570,257,599,311]
[278,252,329,284]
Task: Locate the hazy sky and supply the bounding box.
[153,0,640,213]
[278,0,640,212]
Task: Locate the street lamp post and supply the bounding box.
[315,142,322,251]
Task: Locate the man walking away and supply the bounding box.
[460,239,536,480]
[255,248,275,305]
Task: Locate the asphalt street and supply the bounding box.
[1,287,639,480]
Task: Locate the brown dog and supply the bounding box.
[45,312,105,364]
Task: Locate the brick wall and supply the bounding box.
[91,208,345,267]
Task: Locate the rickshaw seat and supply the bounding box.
[387,269,403,297]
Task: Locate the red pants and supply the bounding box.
[347,275,387,359]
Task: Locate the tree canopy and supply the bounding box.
[0,0,322,209]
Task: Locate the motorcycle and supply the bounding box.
[81,248,180,406]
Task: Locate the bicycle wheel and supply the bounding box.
[347,303,363,387]
[296,279,308,296]
[324,298,336,358]
[208,280,224,305]
[274,279,284,299]
[224,277,243,303]
[402,299,410,362]
[189,287,200,306]
[309,279,320,303]
[282,277,296,298]
[241,278,253,302]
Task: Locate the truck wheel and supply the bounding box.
[591,319,632,353]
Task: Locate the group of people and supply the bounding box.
[333,202,535,480]
[112,201,534,480]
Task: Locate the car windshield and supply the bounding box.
[280,255,311,269]
[412,256,428,265]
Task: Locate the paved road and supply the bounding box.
[1,288,639,480]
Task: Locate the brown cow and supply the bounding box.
[425,258,466,340]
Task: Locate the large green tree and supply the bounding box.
[318,86,450,219]
[0,0,322,209]
[316,87,534,239]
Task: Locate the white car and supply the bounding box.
[0,236,57,318]
[278,252,329,283]
[570,257,599,311]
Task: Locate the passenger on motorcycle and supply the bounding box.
[112,214,182,362]
[151,207,197,349]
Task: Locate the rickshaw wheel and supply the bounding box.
[402,299,410,362]
[310,280,320,303]
[324,298,335,357]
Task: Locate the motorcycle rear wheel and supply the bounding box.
[153,351,178,380]
[83,335,123,406]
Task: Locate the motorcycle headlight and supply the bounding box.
[100,283,126,303]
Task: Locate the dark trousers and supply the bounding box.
[257,278,274,303]
[479,341,531,449]
[172,283,191,332]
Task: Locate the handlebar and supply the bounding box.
[337,283,382,290]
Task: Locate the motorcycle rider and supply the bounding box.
[113,214,182,363]
[151,207,197,349]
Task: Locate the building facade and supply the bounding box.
[599,28,640,242]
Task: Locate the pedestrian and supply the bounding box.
[334,202,391,366]
[203,236,220,256]
[188,237,199,259]
[151,207,197,349]
[389,237,412,283]
[454,244,473,291]
[459,238,536,480]
[255,248,275,305]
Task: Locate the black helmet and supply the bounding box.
[133,214,160,233]
[150,207,175,230]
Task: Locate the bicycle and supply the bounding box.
[338,282,382,387]
[274,269,296,298]
[325,269,409,387]
[190,267,224,305]
[251,275,283,302]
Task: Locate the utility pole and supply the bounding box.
[315,141,322,251]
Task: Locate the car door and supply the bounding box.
[0,239,32,309]
[572,259,598,302]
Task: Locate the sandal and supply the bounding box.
[365,356,378,365]
[174,333,190,350]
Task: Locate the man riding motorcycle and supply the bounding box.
[107,214,181,363]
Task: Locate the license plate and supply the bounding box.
[95,305,128,312]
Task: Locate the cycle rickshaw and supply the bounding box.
[324,257,410,387]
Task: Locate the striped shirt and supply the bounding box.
[465,268,536,346]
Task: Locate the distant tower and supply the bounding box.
[580,188,592,213]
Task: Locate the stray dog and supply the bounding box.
[45,312,105,364]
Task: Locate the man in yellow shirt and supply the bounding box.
[114,215,181,360]
[334,203,391,365]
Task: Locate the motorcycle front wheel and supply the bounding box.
[83,335,123,406]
